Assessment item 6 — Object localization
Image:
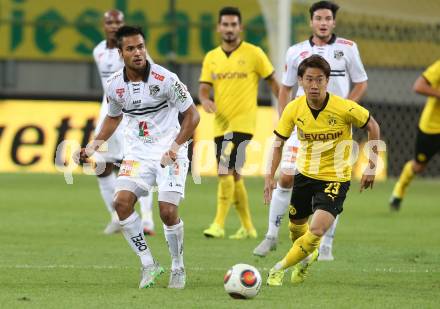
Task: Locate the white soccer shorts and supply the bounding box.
[115,157,189,203]
[280,132,300,174]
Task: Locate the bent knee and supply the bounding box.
[113,192,136,219]
[309,226,326,237]
[278,173,294,188]
[160,210,178,226]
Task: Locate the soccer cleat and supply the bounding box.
[291,249,319,284]
[389,196,402,211]
[266,268,285,286]
[229,227,258,240]
[168,267,186,289]
[139,262,165,289]
[203,223,225,238]
[253,236,277,257]
[143,227,156,236]
[103,221,121,235]
[318,245,334,261]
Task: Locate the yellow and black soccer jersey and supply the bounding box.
[418,60,440,134]
[199,41,274,136]
[275,93,370,182]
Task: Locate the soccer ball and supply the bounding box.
[223,263,262,299]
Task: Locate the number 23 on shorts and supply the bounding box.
[324,182,341,196]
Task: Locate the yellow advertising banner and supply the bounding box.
[0,0,262,63]
[0,100,100,173]
[0,0,438,67]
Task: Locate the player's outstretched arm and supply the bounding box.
[73,115,122,164]
[198,83,216,113]
[360,115,380,192]
[413,76,440,99]
[94,115,123,148]
[264,136,284,204]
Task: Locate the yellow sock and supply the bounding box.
[281,230,321,269]
[289,221,309,244]
[234,179,255,231]
[213,175,234,228]
[392,161,415,198]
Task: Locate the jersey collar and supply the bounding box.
[221,40,243,58]
[123,60,151,83]
[309,34,337,47]
[307,92,330,119]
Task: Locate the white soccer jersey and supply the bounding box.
[93,40,124,91]
[106,62,193,160]
[282,35,367,98]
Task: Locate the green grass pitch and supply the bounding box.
[0,173,439,308]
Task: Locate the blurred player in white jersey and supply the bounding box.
[93,10,155,236]
[77,26,199,289]
[253,1,368,261]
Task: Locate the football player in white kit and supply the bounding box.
[77,26,199,289]
[93,10,155,236]
[254,1,368,262]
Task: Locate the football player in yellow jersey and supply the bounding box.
[199,7,280,239]
[390,59,440,211]
[265,55,381,286]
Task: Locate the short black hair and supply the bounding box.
[298,55,331,78]
[309,1,340,19]
[218,6,241,23]
[115,25,145,49]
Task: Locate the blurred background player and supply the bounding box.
[78,26,199,288]
[199,7,279,239]
[265,55,380,286]
[93,10,155,235]
[390,59,440,210]
[253,1,368,260]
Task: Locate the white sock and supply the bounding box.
[267,184,292,238]
[140,192,154,230]
[320,215,340,249]
[97,174,117,221]
[163,220,184,270]
[120,211,154,267]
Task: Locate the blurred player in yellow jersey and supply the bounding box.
[199,7,280,239]
[390,59,440,210]
[265,55,381,286]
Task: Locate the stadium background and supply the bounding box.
[0,0,439,177]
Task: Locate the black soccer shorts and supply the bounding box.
[414,129,440,164]
[288,173,350,220]
[214,132,253,172]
